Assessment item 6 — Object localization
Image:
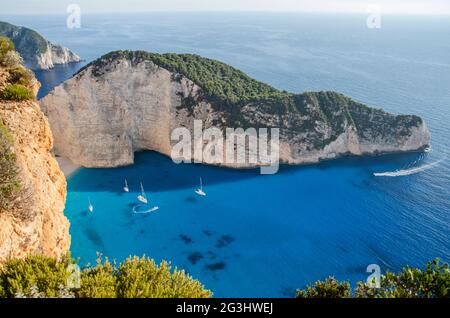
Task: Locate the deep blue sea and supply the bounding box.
[1,13,449,297]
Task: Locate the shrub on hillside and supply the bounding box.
[0,254,73,298]
[0,121,21,212]
[0,36,15,64]
[116,256,212,298]
[77,256,117,298]
[2,50,23,68]
[0,84,33,101]
[354,259,450,298]
[296,259,450,298]
[0,254,212,298]
[296,277,352,298]
[7,66,35,86]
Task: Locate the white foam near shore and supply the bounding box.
[373,159,443,177]
[56,156,80,177]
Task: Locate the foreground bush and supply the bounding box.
[0,84,33,101]
[0,254,212,298]
[296,259,449,298]
[296,277,351,298]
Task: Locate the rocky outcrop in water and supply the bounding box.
[0,21,81,70]
[0,67,70,263]
[39,51,430,169]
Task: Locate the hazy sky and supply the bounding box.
[1,0,450,15]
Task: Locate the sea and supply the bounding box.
[1,12,448,297]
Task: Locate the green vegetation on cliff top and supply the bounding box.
[0,21,47,57]
[78,50,422,135]
[0,36,35,101]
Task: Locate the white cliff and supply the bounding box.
[32,42,81,70]
[39,51,430,169]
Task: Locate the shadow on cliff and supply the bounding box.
[66,150,427,194]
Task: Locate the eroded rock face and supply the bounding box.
[31,43,81,70]
[40,59,223,167]
[0,71,70,263]
[39,54,430,169]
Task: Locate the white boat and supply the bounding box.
[137,182,148,204]
[123,179,129,192]
[88,198,94,213]
[195,177,206,196]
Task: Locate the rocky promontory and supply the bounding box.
[0,21,81,70]
[39,50,430,169]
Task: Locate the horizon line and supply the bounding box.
[1,10,450,16]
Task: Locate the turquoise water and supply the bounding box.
[1,13,449,297]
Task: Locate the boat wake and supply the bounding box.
[132,205,159,214]
[373,159,443,177]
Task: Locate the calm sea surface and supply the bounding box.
[1,13,448,297]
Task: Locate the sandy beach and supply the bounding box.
[56,156,80,177]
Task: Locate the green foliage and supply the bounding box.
[0,254,212,298]
[77,50,423,147]
[116,256,212,298]
[0,254,73,298]
[2,50,23,68]
[296,259,450,298]
[0,121,20,212]
[0,84,33,101]
[7,66,35,86]
[77,256,117,298]
[0,36,15,63]
[296,277,351,298]
[355,259,450,298]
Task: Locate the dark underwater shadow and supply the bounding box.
[67,150,427,193]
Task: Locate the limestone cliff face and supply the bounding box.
[30,42,81,70]
[40,58,222,167]
[0,70,70,263]
[39,51,430,168]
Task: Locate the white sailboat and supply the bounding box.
[137,182,148,204]
[123,179,129,192]
[195,177,206,196]
[88,198,94,213]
